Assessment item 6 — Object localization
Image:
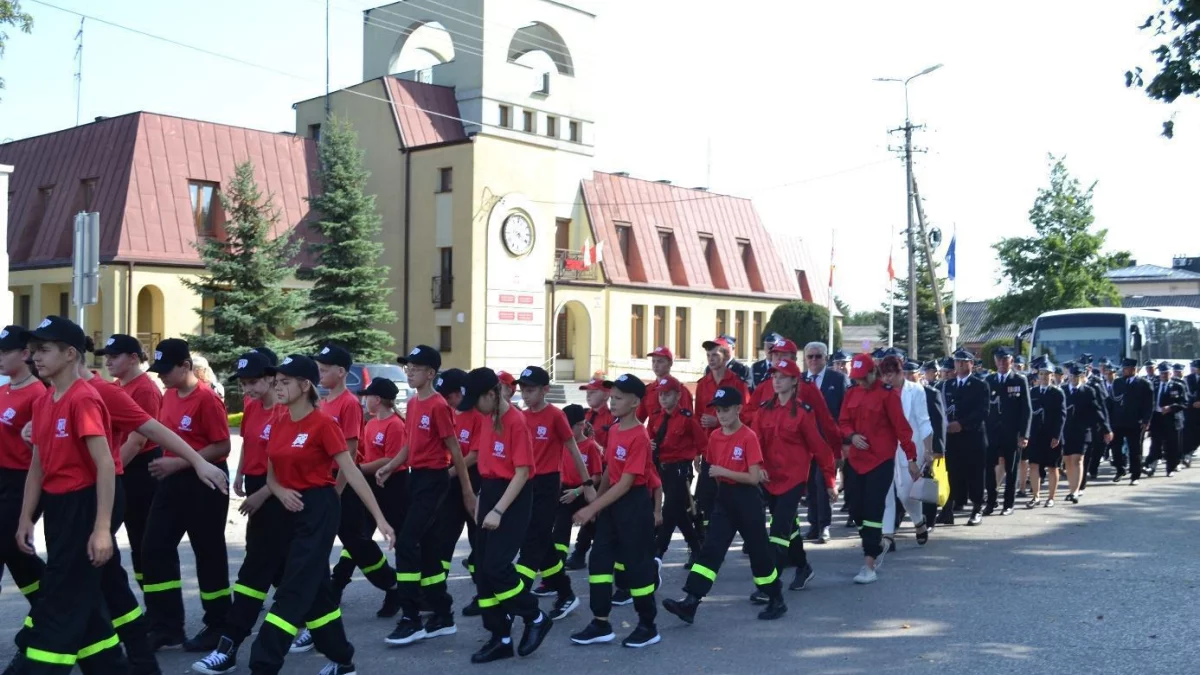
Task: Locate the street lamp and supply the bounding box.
[875,63,942,358]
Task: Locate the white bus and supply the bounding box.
[1027,307,1200,365]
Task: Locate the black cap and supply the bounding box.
[763,332,782,344]
[1077,353,1092,364]
[921,360,938,372]
[254,347,279,367]
[831,350,850,362]
[882,347,906,359]
[1068,363,1085,376]
[1172,362,1184,371]
[273,354,320,386]
[1053,365,1064,376]
[603,373,646,398]
[710,386,744,407]
[953,349,974,361]
[1156,362,1170,373]
[24,316,88,352]
[1014,355,1027,365]
[457,367,500,412]
[993,347,1012,358]
[1120,357,1138,368]
[1143,359,1155,366]
[147,338,191,374]
[313,344,353,370]
[1191,359,1200,369]
[435,368,468,397]
[903,360,921,372]
[1035,358,1055,371]
[0,325,29,351]
[517,366,550,387]
[396,344,440,370]
[563,403,587,427]
[95,334,146,360]
[232,351,271,380]
[871,348,887,359]
[363,377,399,399]
[1098,357,1111,366]
[939,358,955,370]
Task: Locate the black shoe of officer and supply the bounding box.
[749,590,769,605]
[662,594,700,624]
[149,629,185,652]
[757,595,787,621]
[935,509,954,526]
[1112,471,1125,483]
[470,636,514,664]
[461,596,482,617]
[517,612,553,657]
[982,504,996,516]
[184,625,221,653]
[564,549,588,571]
[789,563,815,591]
[967,510,983,527]
[377,588,401,618]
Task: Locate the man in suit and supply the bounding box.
[1145,362,1187,477]
[750,333,782,391]
[985,347,1031,516]
[939,349,990,526]
[1110,357,1155,485]
[1184,359,1200,468]
[801,341,846,544]
[1079,358,1114,492]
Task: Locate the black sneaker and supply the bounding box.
[191,637,236,675]
[967,511,983,526]
[384,617,426,646]
[662,594,700,625]
[290,629,314,654]
[802,527,820,541]
[789,564,815,591]
[749,590,769,605]
[621,623,660,648]
[377,588,401,618]
[316,662,356,675]
[470,637,513,664]
[757,596,787,621]
[461,596,481,617]
[517,612,553,657]
[563,549,588,571]
[422,614,456,639]
[570,619,615,645]
[149,630,185,652]
[611,588,632,606]
[184,626,221,653]
[549,595,580,621]
[982,504,996,516]
[531,582,555,598]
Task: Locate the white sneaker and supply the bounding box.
[853,566,877,585]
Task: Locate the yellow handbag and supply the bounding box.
[932,458,950,507]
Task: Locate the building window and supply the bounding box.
[616,223,632,263]
[438,167,453,193]
[659,230,672,262]
[753,312,765,354]
[17,295,31,329]
[523,110,535,132]
[555,218,571,250]
[715,309,728,342]
[674,308,689,360]
[499,105,512,128]
[738,238,765,292]
[308,124,321,142]
[735,310,748,359]
[439,326,452,353]
[555,311,574,359]
[434,247,453,308]
[700,233,728,289]
[546,116,558,138]
[569,121,581,142]
[188,181,219,238]
[631,305,646,358]
[80,178,98,212]
[653,306,667,350]
[659,229,687,285]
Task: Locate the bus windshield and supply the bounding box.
[1031,313,1125,363]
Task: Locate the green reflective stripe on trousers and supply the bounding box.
[629,584,655,597]
[77,634,120,659]
[690,564,718,582]
[234,583,268,600]
[395,572,421,583]
[541,560,564,578]
[477,596,499,608]
[306,608,342,630]
[26,648,77,666]
[111,606,143,629]
[861,520,884,529]
[18,581,39,595]
[588,574,614,584]
[753,569,779,586]
[200,587,231,601]
[142,580,182,593]
[494,580,524,602]
[514,564,536,579]
[613,562,626,571]
[264,612,299,636]
[361,556,388,575]
[789,528,801,540]
[420,573,447,587]
[554,543,569,553]
[769,536,791,547]
[467,564,475,574]
[23,616,32,628]
[134,572,144,582]
[339,549,352,559]
[441,560,452,571]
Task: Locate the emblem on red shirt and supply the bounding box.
[492,441,506,458]
[55,418,68,438]
[374,431,385,445]
[733,446,744,461]
[458,429,470,442]
[180,415,193,431]
[536,425,547,439]
[419,414,431,430]
[1,408,15,425]
[291,433,309,447]
[260,424,272,440]
[614,445,627,461]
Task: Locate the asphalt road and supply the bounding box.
[3,458,1197,675]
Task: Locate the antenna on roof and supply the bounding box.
[74,18,84,127]
[706,137,712,188]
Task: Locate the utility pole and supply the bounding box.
[912,177,952,354]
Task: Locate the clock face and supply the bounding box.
[502,213,534,256]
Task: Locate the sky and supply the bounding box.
[2,0,1197,314]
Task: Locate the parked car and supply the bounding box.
[318,363,414,416]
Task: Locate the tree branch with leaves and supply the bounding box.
[1125,0,1200,138]
[0,0,33,98]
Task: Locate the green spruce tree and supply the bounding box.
[879,250,953,361]
[298,116,395,361]
[183,160,306,378]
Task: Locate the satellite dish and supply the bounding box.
[928,227,943,248]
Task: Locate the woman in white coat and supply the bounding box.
[878,356,934,562]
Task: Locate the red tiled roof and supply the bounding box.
[772,233,838,314]
[384,77,468,149]
[1,112,319,269]
[581,172,797,299]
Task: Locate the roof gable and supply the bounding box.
[385,77,468,149]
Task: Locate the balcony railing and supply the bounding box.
[432,275,453,308]
[554,249,599,282]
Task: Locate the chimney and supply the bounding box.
[613,171,630,177]
[1173,255,1200,274]
[94,116,108,122]
[655,179,671,185]
[692,187,709,192]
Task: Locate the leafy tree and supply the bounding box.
[878,251,953,361]
[980,338,1019,367]
[833,295,851,317]
[988,156,1130,330]
[764,301,842,351]
[1125,0,1200,138]
[846,309,883,326]
[0,1,33,98]
[183,161,306,389]
[297,116,395,361]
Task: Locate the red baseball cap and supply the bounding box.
[769,338,799,355]
[647,346,674,361]
[769,359,802,379]
[654,375,683,393]
[497,371,517,387]
[701,336,732,350]
[578,378,611,391]
[849,353,875,379]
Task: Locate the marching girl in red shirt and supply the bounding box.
[456,368,552,664]
[433,369,486,617]
[0,325,47,607]
[549,404,603,620]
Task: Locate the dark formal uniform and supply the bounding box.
[1028,383,1066,468]
[1081,371,1112,486]
[1064,382,1109,468]
[984,369,1031,512]
[1184,366,1200,465]
[921,383,946,527]
[1146,373,1187,475]
[940,372,990,522]
[751,359,772,390]
[1110,369,1154,482]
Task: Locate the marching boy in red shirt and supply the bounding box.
[0,324,47,606]
[647,374,707,561]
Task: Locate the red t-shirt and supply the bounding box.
[694,369,750,434]
[454,409,485,457]
[120,373,163,453]
[523,405,574,476]
[561,437,602,487]
[603,423,650,488]
[404,393,457,470]
[477,406,533,481]
[705,424,764,485]
[267,409,344,491]
[86,377,153,475]
[752,397,837,495]
[321,390,363,441]
[585,405,616,452]
[240,398,282,477]
[363,414,407,464]
[0,379,47,470]
[646,461,662,492]
[31,380,114,494]
[159,385,230,460]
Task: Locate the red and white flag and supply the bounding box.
[581,239,605,268]
[887,248,895,282]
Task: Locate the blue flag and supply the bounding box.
[946,234,956,281]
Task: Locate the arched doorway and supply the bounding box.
[553,301,590,382]
[136,285,165,353]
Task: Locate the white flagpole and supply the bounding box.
[827,229,835,351]
[951,224,958,350]
[888,225,895,348]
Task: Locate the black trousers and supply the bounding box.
[220,475,291,645]
[765,484,807,570]
[1112,425,1145,479]
[654,460,700,558]
[551,490,587,582]
[20,486,127,675]
[805,461,832,530]
[573,521,595,555]
[588,486,657,624]
[248,487,353,675]
[515,472,569,597]
[141,464,231,636]
[1080,430,1106,490]
[121,449,159,588]
[475,478,540,638]
[1184,413,1200,456]
[332,486,394,591]
[0,469,44,606]
[436,467,480,581]
[986,425,1020,510]
[394,468,450,619]
[945,429,986,512]
[683,482,781,599]
[694,462,717,529]
[1147,421,1181,473]
[843,460,893,559]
